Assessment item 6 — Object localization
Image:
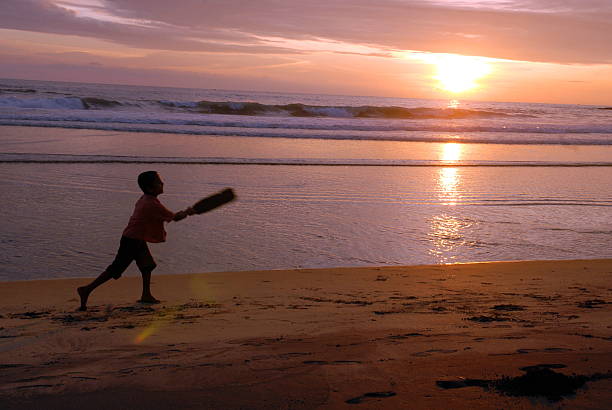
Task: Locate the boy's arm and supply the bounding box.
[172,210,187,221]
[151,199,176,222]
[172,207,195,222]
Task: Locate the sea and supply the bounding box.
[0,78,611,281]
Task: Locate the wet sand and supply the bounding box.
[1,259,611,409]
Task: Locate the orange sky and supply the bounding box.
[1,0,611,104]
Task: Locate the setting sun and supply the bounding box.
[441,142,462,162]
[433,54,491,93]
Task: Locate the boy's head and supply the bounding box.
[138,171,163,196]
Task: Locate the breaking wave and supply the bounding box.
[0,96,85,110]
[159,100,509,119]
[1,80,610,146]
[0,94,510,119]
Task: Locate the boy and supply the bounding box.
[77,171,193,311]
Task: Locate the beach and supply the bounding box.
[1,259,611,409]
[1,0,611,406]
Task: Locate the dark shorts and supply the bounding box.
[106,236,157,279]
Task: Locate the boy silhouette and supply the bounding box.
[77,171,193,311]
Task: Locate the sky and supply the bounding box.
[1,0,611,104]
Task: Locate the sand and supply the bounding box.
[1,259,611,409]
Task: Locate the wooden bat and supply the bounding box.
[191,188,236,214]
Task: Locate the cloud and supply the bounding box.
[1,0,611,65]
[0,52,380,96]
[0,0,301,54]
[100,0,612,64]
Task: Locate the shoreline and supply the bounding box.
[1,259,611,408]
[3,125,612,164]
[0,257,609,283]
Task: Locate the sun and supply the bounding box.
[441,142,462,162]
[433,54,491,93]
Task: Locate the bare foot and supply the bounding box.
[138,296,160,304]
[77,287,89,311]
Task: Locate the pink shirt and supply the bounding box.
[123,194,175,243]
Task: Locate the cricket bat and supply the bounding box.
[190,188,236,214]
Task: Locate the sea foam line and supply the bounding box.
[1,120,611,145]
[1,113,611,134]
[1,153,611,167]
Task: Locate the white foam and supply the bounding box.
[0,116,611,145]
[1,152,610,166]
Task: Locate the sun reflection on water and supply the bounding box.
[427,214,474,264]
[429,168,466,262]
[428,143,469,262]
[438,167,460,206]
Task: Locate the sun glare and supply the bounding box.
[441,142,462,162]
[409,53,492,94]
[434,54,491,93]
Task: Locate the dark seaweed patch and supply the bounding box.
[436,365,612,402]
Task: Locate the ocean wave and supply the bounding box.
[0,94,509,119]
[0,96,85,110]
[1,153,610,166]
[1,82,610,146]
[160,100,510,119]
[0,87,36,93]
[81,97,123,109]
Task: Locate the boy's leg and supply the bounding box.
[138,268,159,304]
[135,242,159,304]
[77,237,133,311]
[77,270,114,311]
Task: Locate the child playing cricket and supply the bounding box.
[77,171,193,311]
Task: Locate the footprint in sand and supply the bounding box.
[0,364,28,369]
[303,360,362,365]
[491,304,525,311]
[491,347,573,356]
[10,311,50,319]
[16,384,59,390]
[465,315,510,323]
[577,299,607,309]
[345,391,396,404]
[411,349,458,357]
[387,333,425,340]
